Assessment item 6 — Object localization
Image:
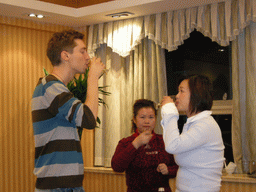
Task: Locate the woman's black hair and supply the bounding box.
[185,75,213,114]
[131,99,157,133]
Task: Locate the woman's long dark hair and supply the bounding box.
[186,75,213,114]
[131,99,157,133]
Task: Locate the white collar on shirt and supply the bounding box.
[186,110,212,124]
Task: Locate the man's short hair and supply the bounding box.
[47,30,84,66]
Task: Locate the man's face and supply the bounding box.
[68,39,90,74]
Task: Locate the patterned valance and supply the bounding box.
[88,0,256,57]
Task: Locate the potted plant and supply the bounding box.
[44,68,110,139]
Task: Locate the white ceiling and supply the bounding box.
[0,0,225,27]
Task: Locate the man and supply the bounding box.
[31,30,105,192]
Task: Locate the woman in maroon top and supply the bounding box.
[111,99,178,192]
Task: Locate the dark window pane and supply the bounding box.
[165,30,232,100]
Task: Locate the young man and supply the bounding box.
[31,30,105,192]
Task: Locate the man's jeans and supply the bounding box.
[35,187,85,192]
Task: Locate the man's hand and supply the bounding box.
[84,57,105,119]
[88,57,105,79]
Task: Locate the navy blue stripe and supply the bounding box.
[35,151,83,168]
[33,118,57,135]
[32,82,45,97]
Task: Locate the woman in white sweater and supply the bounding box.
[160,75,225,192]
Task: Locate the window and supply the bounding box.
[165,30,233,163]
[165,30,232,100]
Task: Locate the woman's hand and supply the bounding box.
[161,96,174,107]
[132,130,153,149]
[157,163,169,175]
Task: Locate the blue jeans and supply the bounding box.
[35,187,85,192]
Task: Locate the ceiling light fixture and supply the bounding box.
[106,12,134,18]
[37,14,44,19]
[28,13,45,19]
[29,13,36,17]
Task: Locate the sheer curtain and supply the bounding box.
[87,0,256,168]
[88,0,256,57]
[231,21,256,173]
[94,38,167,167]
[246,22,256,168]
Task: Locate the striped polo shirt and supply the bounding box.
[31,75,96,189]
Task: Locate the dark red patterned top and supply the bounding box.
[111,131,178,192]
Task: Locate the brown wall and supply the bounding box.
[83,170,256,192]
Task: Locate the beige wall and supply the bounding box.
[0,15,92,191]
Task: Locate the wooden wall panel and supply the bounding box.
[84,172,127,192]
[220,182,256,192]
[83,170,256,192]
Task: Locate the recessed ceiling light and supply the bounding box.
[29,13,36,17]
[111,15,120,18]
[28,13,45,19]
[37,14,44,19]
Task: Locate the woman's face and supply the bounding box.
[176,79,191,116]
[133,107,156,134]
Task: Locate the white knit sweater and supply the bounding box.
[161,103,225,192]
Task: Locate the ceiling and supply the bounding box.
[0,0,225,27]
[38,0,114,9]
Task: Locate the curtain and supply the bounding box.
[246,22,256,168]
[231,30,247,173]
[87,0,256,168]
[88,0,256,58]
[94,38,167,167]
[232,21,256,173]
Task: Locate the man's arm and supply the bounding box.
[84,57,105,119]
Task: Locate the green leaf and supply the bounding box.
[43,68,49,76]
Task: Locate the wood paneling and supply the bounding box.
[83,169,256,192]
[38,0,113,8]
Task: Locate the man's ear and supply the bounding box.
[61,50,70,61]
